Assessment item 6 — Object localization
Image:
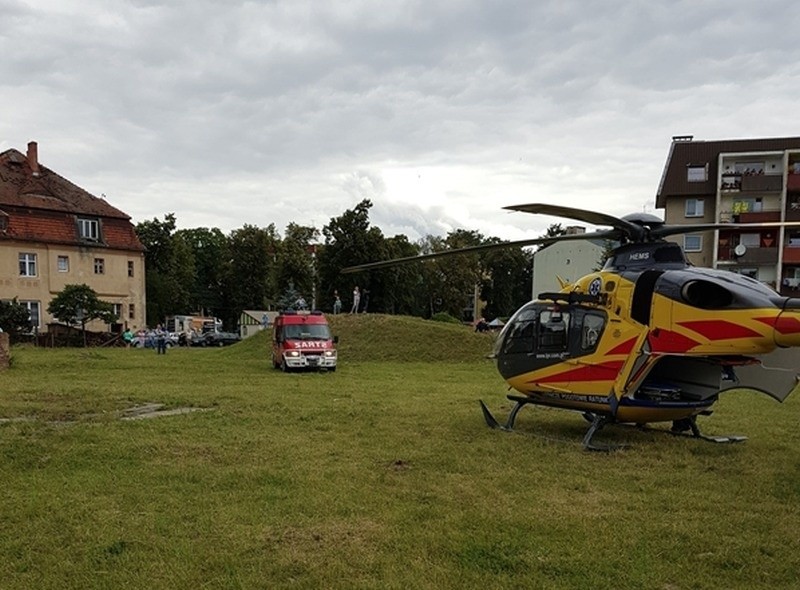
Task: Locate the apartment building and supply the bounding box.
[656,135,800,295]
[0,141,145,332]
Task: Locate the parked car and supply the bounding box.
[131,330,178,348]
[201,331,241,347]
[186,330,240,347]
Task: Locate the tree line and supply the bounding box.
[137,199,535,329]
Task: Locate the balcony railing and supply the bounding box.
[741,175,783,192]
[783,247,800,264]
[736,211,781,223]
[717,246,778,264]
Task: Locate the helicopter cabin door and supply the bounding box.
[497,303,608,389]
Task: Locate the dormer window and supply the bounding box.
[687,164,708,182]
[78,218,100,241]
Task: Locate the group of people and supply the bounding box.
[121,324,170,353]
[332,286,369,314]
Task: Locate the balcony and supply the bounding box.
[786,201,800,221]
[741,174,783,192]
[736,211,781,223]
[717,245,778,264]
[783,246,800,264]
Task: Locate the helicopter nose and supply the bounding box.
[773,298,800,348]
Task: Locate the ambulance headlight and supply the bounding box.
[324,350,336,357]
[287,351,300,357]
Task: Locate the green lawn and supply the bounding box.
[2,319,800,589]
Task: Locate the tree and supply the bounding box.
[481,243,534,319]
[277,223,318,307]
[536,223,567,251]
[415,230,485,319]
[136,213,195,325]
[226,224,279,325]
[318,199,386,312]
[0,298,32,339]
[47,284,115,346]
[174,227,230,316]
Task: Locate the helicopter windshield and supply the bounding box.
[497,303,606,358]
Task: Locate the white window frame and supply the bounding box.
[19,252,37,276]
[20,300,40,329]
[127,260,134,277]
[57,255,69,272]
[112,303,122,319]
[78,218,100,241]
[685,198,704,218]
[684,234,703,252]
[94,258,105,275]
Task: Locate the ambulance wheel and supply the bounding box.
[280,358,291,373]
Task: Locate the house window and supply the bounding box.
[687,165,707,182]
[94,258,105,274]
[112,303,122,319]
[78,218,100,241]
[685,198,704,218]
[128,260,134,277]
[684,234,703,252]
[128,303,135,320]
[19,253,37,276]
[57,255,69,272]
[20,300,40,330]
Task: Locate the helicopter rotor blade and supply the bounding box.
[504,203,644,240]
[341,229,620,273]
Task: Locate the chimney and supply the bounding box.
[27,141,40,176]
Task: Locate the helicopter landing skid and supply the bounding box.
[645,416,747,444]
[479,399,621,452]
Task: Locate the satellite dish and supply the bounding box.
[734,244,747,257]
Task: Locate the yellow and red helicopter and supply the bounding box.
[344,203,800,450]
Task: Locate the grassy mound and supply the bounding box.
[228,313,497,363]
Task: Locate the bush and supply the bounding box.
[430,312,461,324]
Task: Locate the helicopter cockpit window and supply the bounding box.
[502,308,536,354]
[581,313,605,351]
[538,310,570,351]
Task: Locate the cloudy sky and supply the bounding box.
[2,0,799,243]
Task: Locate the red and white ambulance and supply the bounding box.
[271,310,338,372]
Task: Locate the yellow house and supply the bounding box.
[0,141,146,332]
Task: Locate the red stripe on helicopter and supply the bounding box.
[676,320,762,340]
[754,315,800,335]
[647,329,699,353]
[534,360,625,384]
[607,337,637,355]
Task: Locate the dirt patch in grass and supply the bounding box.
[119,403,215,420]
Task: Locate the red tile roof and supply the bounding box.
[0,147,144,251]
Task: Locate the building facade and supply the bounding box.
[0,141,145,332]
[532,226,607,297]
[656,135,800,295]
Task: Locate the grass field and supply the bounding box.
[2,314,800,589]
